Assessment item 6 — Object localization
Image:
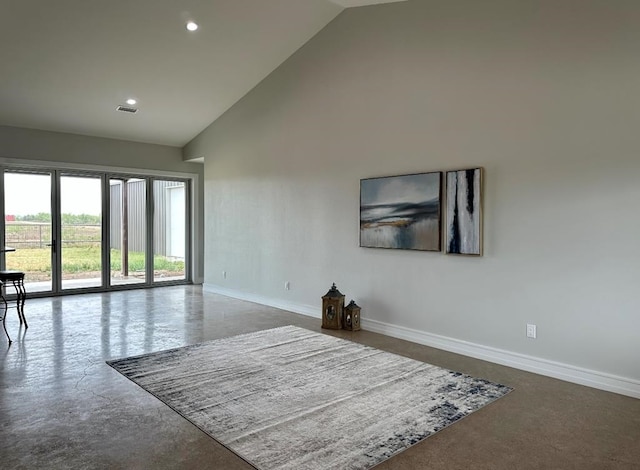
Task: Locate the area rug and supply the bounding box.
[107,325,512,470]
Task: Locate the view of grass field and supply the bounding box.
[4,221,184,282]
[5,220,99,248]
[5,247,184,281]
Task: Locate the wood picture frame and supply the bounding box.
[445,168,483,255]
[360,171,442,251]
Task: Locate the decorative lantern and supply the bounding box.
[343,300,361,331]
[322,283,345,330]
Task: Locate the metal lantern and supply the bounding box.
[321,283,344,330]
[343,300,361,331]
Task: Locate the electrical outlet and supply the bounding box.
[526,324,537,339]
[222,271,227,279]
[285,281,290,290]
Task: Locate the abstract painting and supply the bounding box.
[360,172,441,251]
[445,168,482,255]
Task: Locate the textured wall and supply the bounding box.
[186,0,640,385]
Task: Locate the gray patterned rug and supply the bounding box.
[107,325,512,470]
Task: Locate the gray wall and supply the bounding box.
[1,125,204,282]
[185,0,640,395]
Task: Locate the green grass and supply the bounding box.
[5,223,185,280]
[5,246,184,279]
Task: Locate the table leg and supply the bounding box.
[1,293,10,345]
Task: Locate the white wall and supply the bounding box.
[186,0,640,396]
[0,125,205,282]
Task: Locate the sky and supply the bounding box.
[360,172,441,206]
[4,174,102,216]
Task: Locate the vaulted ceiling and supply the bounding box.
[0,0,406,147]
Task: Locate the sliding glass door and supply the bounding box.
[2,170,54,294]
[109,177,147,286]
[153,180,186,282]
[1,167,190,296]
[60,174,103,290]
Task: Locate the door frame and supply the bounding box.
[1,164,193,297]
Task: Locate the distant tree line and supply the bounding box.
[15,213,101,224]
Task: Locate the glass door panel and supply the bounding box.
[3,169,190,295]
[153,180,186,282]
[60,175,103,290]
[3,171,53,293]
[109,178,147,286]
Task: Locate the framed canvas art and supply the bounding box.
[360,172,442,251]
[445,168,483,255]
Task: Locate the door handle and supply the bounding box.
[46,241,56,253]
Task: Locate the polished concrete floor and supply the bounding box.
[1,285,639,469]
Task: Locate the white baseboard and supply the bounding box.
[203,284,319,318]
[202,284,640,400]
[361,318,640,400]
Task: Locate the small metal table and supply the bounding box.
[0,247,17,344]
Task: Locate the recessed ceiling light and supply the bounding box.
[126,98,137,106]
[186,21,198,32]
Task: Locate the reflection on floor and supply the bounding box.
[1,285,639,469]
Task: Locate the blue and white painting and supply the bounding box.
[445,168,482,255]
[360,172,442,251]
